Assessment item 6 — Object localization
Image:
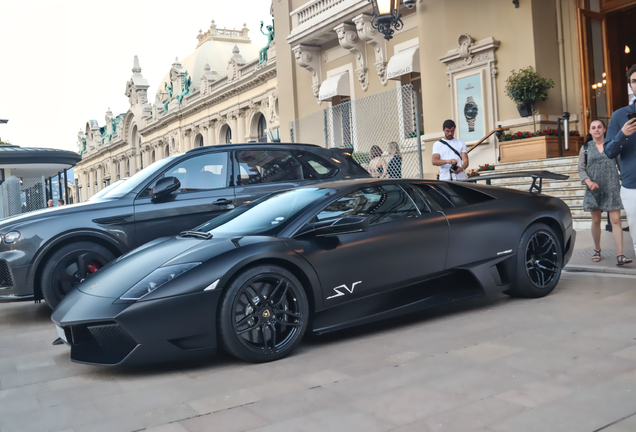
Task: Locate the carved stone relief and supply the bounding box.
[353,14,388,86]
[439,34,501,143]
[334,23,368,92]
[292,44,322,104]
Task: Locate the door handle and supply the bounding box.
[213,198,233,206]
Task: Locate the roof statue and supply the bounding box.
[77,129,86,155]
[259,20,275,65]
[164,81,173,113]
[177,71,192,105]
[100,108,124,145]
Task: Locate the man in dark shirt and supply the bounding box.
[605,64,636,256]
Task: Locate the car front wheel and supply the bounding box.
[505,223,563,298]
[40,242,115,309]
[218,265,309,363]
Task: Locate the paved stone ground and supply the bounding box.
[566,230,636,275]
[2,270,636,432]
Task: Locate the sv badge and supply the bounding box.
[327,281,361,299]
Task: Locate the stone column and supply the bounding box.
[96,167,103,193]
[82,172,89,201]
[184,130,192,151]
[236,110,246,144]
[207,122,216,146]
[129,153,137,174]
[230,114,238,144]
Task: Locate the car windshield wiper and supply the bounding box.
[179,230,213,240]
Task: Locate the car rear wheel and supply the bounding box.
[505,223,562,298]
[40,242,115,309]
[218,265,309,363]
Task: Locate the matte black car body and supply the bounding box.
[52,178,575,366]
[0,143,367,305]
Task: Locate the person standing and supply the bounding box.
[579,119,632,265]
[47,199,54,207]
[432,120,469,181]
[604,64,636,260]
[367,145,388,178]
[387,142,402,178]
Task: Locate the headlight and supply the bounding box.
[120,262,200,301]
[3,231,20,244]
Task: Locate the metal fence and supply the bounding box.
[0,176,47,219]
[290,84,424,179]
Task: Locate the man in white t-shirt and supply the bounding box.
[432,119,469,181]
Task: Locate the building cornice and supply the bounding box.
[140,62,277,136]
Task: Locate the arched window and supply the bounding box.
[199,134,204,147]
[151,150,156,163]
[140,153,144,170]
[165,144,170,157]
[257,114,267,142]
[225,127,232,144]
[127,159,130,176]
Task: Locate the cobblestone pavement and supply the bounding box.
[2,271,636,432]
[566,230,636,275]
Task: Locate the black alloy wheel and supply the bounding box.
[219,265,309,363]
[505,223,562,298]
[525,231,559,288]
[40,242,115,309]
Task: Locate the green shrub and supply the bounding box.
[504,66,555,105]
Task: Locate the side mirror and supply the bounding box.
[152,176,180,200]
[297,216,369,237]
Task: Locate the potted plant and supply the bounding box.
[498,128,583,163]
[504,66,555,118]
[467,163,495,178]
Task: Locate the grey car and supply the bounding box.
[0,143,368,308]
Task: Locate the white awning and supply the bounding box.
[387,46,420,80]
[318,72,350,101]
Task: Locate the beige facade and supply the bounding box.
[75,21,278,201]
[274,0,586,177]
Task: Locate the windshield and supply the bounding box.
[102,155,182,199]
[195,187,336,237]
[87,178,127,201]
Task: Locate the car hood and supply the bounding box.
[0,200,110,230]
[75,235,241,299]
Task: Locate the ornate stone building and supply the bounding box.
[75,19,278,201]
[272,0,591,175]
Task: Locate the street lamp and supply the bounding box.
[368,0,403,40]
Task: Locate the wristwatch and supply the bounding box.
[464,96,478,132]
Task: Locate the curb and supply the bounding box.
[564,264,636,276]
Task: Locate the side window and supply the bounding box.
[314,184,419,226]
[290,150,338,180]
[235,150,303,185]
[413,183,465,209]
[404,185,431,213]
[141,152,228,197]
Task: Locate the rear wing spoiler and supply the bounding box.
[461,170,569,194]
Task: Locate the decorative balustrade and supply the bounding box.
[295,0,349,25]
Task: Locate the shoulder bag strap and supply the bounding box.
[438,139,462,159]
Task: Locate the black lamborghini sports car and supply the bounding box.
[52,175,575,365]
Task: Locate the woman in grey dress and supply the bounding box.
[578,119,632,265]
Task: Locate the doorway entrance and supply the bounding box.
[578,0,636,130]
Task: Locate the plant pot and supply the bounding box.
[499,136,584,163]
[517,102,533,118]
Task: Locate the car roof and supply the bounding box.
[185,142,326,154]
